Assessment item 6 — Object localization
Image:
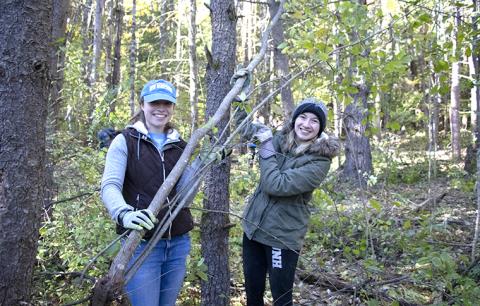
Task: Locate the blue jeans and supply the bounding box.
[125,234,191,306]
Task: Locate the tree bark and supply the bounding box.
[88,0,105,123]
[49,0,71,130]
[200,1,236,305]
[450,8,461,160]
[81,0,94,85]
[174,1,183,87]
[470,0,480,260]
[107,0,124,114]
[342,84,373,185]
[340,0,373,185]
[0,1,52,303]
[268,0,294,118]
[129,0,137,116]
[188,0,199,135]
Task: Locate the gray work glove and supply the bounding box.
[200,146,232,164]
[121,209,157,231]
[252,123,273,143]
[230,67,252,102]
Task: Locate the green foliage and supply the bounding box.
[34,138,117,304]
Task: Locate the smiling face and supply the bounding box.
[294,112,321,143]
[141,100,175,133]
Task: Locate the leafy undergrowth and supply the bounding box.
[32,132,480,305]
[287,142,479,305]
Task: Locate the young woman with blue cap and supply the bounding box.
[101,79,197,306]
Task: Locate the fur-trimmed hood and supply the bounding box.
[277,125,341,159]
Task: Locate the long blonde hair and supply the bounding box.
[283,129,318,155]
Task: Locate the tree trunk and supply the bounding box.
[471,0,480,261]
[341,0,372,185]
[108,0,124,114]
[158,0,173,78]
[0,1,52,303]
[81,0,94,85]
[88,0,105,123]
[450,8,461,160]
[91,0,105,85]
[342,84,373,185]
[129,0,137,116]
[200,1,236,305]
[105,0,114,85]
[174,1,183,87]
[188,0,199,135]
[49,0,71,130]
[268,0,294,118]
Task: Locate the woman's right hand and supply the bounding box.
[253,123,272,143]
[121,209,157,231]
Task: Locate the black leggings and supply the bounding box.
[242,234,300,306]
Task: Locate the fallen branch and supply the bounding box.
[413,192,447,212]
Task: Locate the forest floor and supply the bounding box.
[295,176,476,305]
[290,143,478,305]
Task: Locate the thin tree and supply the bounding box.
[188,0,199,134]
[88,0,106,123]
[450,7,462,160]
[268,0,294,118]
[470,0,480,261]
[81,0,94,85]
[129,0,137,116]
[200,0,237,304]
[0,1,52,303]
[49,0,71,130]
[108,0,124,114]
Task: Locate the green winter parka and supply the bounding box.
[242,129,340,250]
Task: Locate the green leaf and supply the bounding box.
[369,199,382,212]
[418,13,432,23]
[386,121,401,131]
[433,60,449,73]
[277,42,288,50]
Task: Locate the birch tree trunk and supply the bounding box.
[81,0,93,85]
[49,0,71,130]
[91,0,105,85]
[188,0,199,134]
[129,0,137,116]
[200,0,236,304]
[471,0,480,261]
[105,0,114,85]
[0,1,52,303]
[268,0,294,118]
[450,8,461,160]
[88,0,105,123]
[174,1,183,87]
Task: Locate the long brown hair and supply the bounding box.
[129,100,175,132]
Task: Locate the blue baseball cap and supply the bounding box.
[140,79,177,104]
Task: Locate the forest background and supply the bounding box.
[1,0,480,305]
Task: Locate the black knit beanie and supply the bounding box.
[291,98,328,136]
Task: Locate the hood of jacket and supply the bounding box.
[277,125,341,159]
[127,121,182,145]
